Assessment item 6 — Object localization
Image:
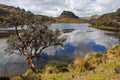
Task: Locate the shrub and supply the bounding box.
[43,60,69,74]
[95,52,105,64]
[73,58,86,72]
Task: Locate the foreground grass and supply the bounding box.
[42,58,120,80]
[11,44,120,80]
[11,57,120,80]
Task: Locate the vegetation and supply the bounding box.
[92,8,120,31]
[1,3,120,80]
[10,44,120,80]
[43,60,69,74]
[4,7,66,72]
[0,4,55,27]
[0,4,88,27]
[55,17,88,23]
[55,11,88,23]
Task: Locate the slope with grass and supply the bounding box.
[92,8,120,31]
[0,4,55,27]
[10,44,120,80]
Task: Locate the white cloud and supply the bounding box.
[0,0,120,17]
[93,0,120,14]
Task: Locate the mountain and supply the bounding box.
[55,11,87,23]
[83,14,100,21]
[90,14,100,20]
[92,8,120,30]
[59,11,79,19]
[0,4,88,27]
[0,4,54,27]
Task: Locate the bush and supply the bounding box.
[43,60,69,74]
[72,58,86,72]
[95,52,103,58]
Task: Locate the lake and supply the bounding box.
[48,23,120,56]
[0,23,120,76]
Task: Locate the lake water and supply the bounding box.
[49,23,120,55]
[0,23,120,76]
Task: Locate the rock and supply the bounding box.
[114,67,120,74]
[59,11,79,19]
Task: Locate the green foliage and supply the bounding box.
[85,52,95,61]
[11,44,120,80]
[6,35,19,51]
[6,24,65,72]
[43,60,69,74]
[23,70,33,77]
[7,25,65,51]
[95,52,103,58]
[47,60,68,68]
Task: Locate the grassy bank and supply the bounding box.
[10,44,120,80]
[55,18,88,23]
[91,25,120,31]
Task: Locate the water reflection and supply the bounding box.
[49,23,119,54]
[0,23,119,76]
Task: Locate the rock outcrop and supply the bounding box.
[59,11,79,19]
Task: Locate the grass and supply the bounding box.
[85,58,120,80]
[10,44,120,80]
[91,25,120,31]
[39,57,120,80]
[55,17,88,23]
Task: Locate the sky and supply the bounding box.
[0,0,120,17]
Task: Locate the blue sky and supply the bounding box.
[0,0,120,17]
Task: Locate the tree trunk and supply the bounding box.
[25,57,37,72]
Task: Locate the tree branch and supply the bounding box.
[15,26,22,41]
[29,43,63,59]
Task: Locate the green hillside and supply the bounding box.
[92,8,120,31]
[0,4,54,27]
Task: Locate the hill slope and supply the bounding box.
[0,4,54,27]
[92,8,120,31]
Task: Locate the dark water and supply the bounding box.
[49,23,120,55]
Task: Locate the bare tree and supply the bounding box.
[7,11,65,72]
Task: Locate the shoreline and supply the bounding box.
[91,25,120,32]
